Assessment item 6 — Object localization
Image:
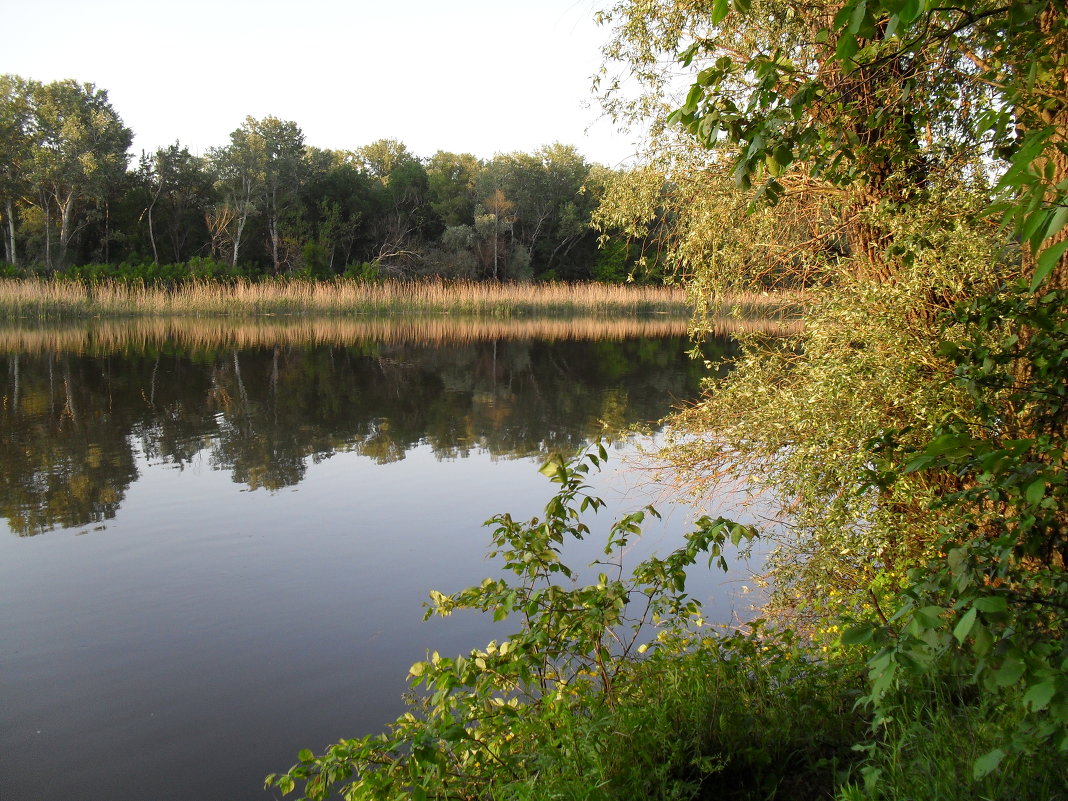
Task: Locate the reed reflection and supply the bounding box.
[0,318,744,536]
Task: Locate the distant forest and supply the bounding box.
[0,75,649,283]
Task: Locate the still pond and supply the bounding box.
[0,317,763,801]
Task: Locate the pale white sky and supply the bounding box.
[4,0,643,166]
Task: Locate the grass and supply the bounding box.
[0,277,691,319]
[538,629,869,801]
[0,277,808,322]
[0,314,803,355]
[837,681,1068,801]
[471,635,1067,801]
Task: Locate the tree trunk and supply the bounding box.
[232,177,254,268]
[493,219,499,280]
[57,188,76,269]
[270,215,280,275]
[4,198,16,267]
[147,194,160,263]
[232,210,247,267]
[41,190,53,271]
[269,186,281,275]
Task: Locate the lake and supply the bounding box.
[0,317,765,801]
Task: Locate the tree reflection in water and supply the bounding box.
[0,318,744,536]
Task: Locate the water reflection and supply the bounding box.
[1,319,736,536]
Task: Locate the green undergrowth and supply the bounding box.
[523,630,867,801]
[842,686,1067,801]
[266,442,1065,801]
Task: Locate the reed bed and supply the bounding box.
[0,278,696,319]
[0,315,803,355]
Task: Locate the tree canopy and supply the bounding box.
[0,77,652,282]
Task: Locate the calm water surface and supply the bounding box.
[0,321,761,801]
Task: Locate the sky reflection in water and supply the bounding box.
[0,323,763,801]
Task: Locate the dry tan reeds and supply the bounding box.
[0,278,693,318]
[0,315,802,354]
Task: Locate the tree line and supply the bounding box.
[0,75,649,282]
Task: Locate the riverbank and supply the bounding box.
[266,447,1068,801]
[0,277,803,321]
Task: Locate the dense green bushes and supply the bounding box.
[0,257,391,285]
[266,448,865,801]
[267,441,1066,801]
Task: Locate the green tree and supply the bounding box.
[598,0,1068,774]
[301,149,378,272]
[209,130,258,268]
[475,188,516,280]
[349,141,440,271]
[135,142,214,264]
[476,144,596,277]
[25,79,131,269]
[664,0,1068,288]
[351,138,418,182]
[426,150,482,227]
[210,116,307,272]
[0,75,35,267]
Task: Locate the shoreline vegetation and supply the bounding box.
[8,0,1067,796]
[0,276,803,321]
[265,0,1068,799]
[0,314,803,354]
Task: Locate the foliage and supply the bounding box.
[1,74,632,283]
[837,680,1068,801]
[265,446,787,801]
[598,3,1065,793]
[665,0,1068,287]
[657,187,1006,625]
[58,257,245,284]
[850,283,1068,775]
[0,76,132,270]
[342,261,381,283]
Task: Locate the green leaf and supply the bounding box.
[684,84,704,113]
[1044,202,1068,241]
[953,607,977,644]
[298,748,314,762]
[898,0,922,24]
[1025,475,1047,505]
[1030,240,1068,292]
[841,623,876,645]
[883,12,900,38]
[994,656,1025,687]
[538,456,563,478]
[833,2,856,28]
[925,432,970,456]
[913,605,945,628]
[903,454,934,473]
[711,0,730,24]
[947,547,968,576]
[1023,679,1057,712]
[973,748,1005,779]
[848,0,868,34]
[836,32,860,63]
[972,622,994,656]
[973,596,1008,613]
